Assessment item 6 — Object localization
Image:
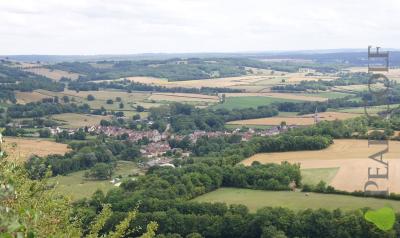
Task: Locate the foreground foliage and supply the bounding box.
[0,160,157,238]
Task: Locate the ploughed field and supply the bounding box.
[242,139,400,193]
[193,188,400,212]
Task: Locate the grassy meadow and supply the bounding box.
[301,167,339,185]
[49,160,142,200]
[193,188,400,212]
[213,96,301,110]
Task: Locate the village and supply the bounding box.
[85,123,295,168]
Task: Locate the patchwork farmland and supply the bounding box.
[227,111,360,126]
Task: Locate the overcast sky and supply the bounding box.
[0,0,399,55]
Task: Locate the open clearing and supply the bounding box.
[193,188,400,212]
[50,113,112,128]
[50,160,141,200]
[3,137,70,163]
[24,67,80,81]
[242,139,400,193]
[213,96,302,110]
[227,111,360,126]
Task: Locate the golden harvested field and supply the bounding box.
[24,67,80,81]
[242,139,400,193]
[124,72,338,91]
[125,76,169,85]
[149,93,219,103]
[227,112,360,126]
[224,92,327,102]
[15,91,50,104]
[37,89,148,102]
[50,113,111,128]
[3,137,70,163]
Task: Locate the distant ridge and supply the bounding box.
[2,49,400,66]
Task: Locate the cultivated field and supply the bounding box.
[125,76,169,85]
[333,84,369,93]
[24,67,81,81]
[50,113,112,128]
[15,91,50,104]
[124,71,338,92]
[224,92,328,102]
[148,92,219,103]
[3,137,70,163]
[193,188,400,212]
[299,91,352,99]
[227,111,360,126]
[213,96,302,110]
[242,139,400,193]
[34,89,157,111]
[334,104,400,115]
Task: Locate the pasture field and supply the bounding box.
[301,167,339,185]
[213,96,301,110]
[242,139,400,193]
[50,113,112,128]
[227,111,360,126]
[24,67,80,81]
[49,161,141,200]
[192,188,400,212]
[3,137,70,163]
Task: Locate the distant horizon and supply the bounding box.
[2,48,399,57]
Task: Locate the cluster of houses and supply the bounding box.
[41,124,296,168]
[87,125,166,142]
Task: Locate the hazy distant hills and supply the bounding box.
[2,49,400,66]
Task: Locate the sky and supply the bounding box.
[0,0,399,55]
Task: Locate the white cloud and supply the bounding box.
[0,0,399,54]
